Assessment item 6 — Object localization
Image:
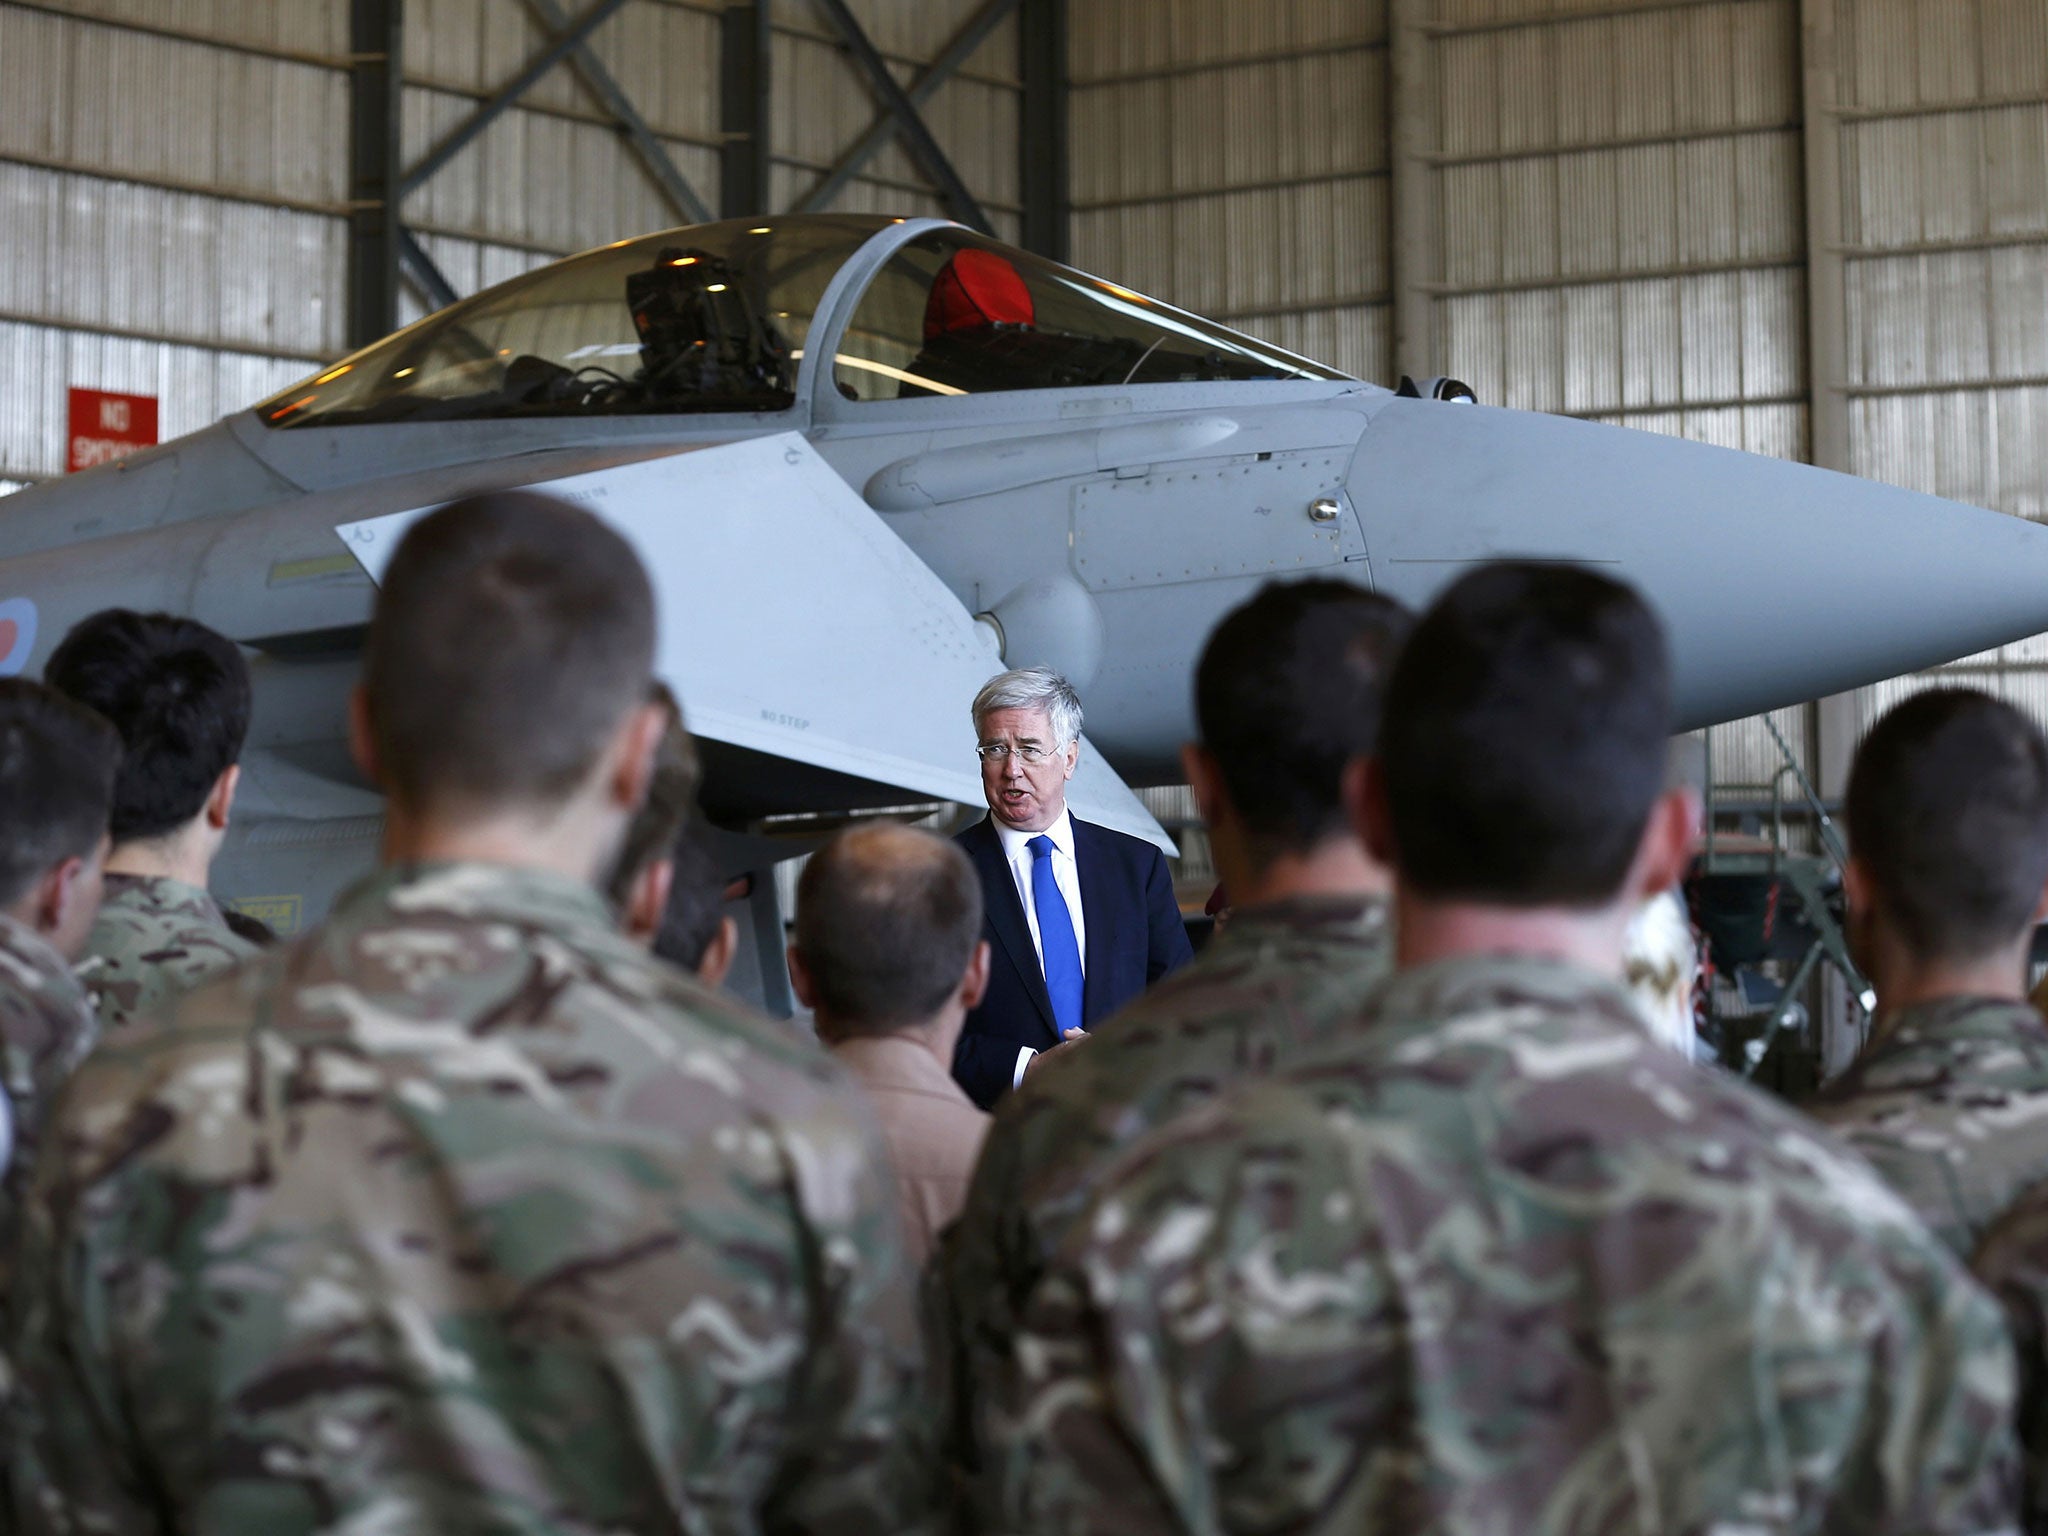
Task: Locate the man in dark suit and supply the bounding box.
[953,666,1193,1109]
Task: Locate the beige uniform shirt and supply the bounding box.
[830,1033,989,1265]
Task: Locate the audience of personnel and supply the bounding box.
[43,610,264,1032]
[6,492,932,1532]
[11,507,2048,1535]
[1806,688,2048,1255]
[952,665,1193,1109]
[0,679,117,1242]
[986,563,2019,1535]
[790,822,991,1265]
[942,579,1409,1481]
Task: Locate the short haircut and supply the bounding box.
[654,818,730,972]
[43,610,252,844]
[1380,562,1672,906]
[602,683,702,910]
[1846,688,2048,962]
[1195,580,1411,861]
[794,823,983,1035]
[362,491,656,815]
[0,679,120,909]
[972,666,1082,748]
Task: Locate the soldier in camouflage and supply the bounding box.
[0,679,118,1244]
[988,563,2021,1535]
[941,580,1409,1494]
[1974,1179,2048,1531]
[10,492,932,1533]
[1805,688,2048,1257]
[45,610,269,1033]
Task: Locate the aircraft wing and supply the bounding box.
[336,432,1175,855]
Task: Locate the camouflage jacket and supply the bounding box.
[940,894,1390,1480]
[11,861,933,1536]
[1973,1180,2048,1534]
[81,872,261,1034]
[991,955,2021,1536]
[0,913,96,1250]
[1808,994,2048,1256]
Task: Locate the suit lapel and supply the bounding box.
[1073,816,1115,1023]
[965,817,1057,1037]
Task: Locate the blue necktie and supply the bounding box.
[1028,834,1084,1037]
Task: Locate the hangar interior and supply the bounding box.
[2,0,2046,1062]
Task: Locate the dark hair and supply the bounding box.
[1846,688,2048,961]
[0,679,121,908]
[1195,580,1411,861]
[363,491,656,815]
[654,818,730,972]
[794,824,983,1035]
[603,684,702,910]
[43,610,251,843]
[1380,562,1672,906]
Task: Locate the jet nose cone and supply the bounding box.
[1347,399,2048,728]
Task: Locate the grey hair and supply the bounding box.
[972,666,1084,747]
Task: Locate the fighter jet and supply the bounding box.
[4,212,2046,994]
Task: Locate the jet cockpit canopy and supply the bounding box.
[254,215,1345,429]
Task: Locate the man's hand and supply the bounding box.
[1025,1028,1088,1078]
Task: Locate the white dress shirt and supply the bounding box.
[995,807,1087,1087]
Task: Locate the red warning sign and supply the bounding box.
[66,387,158,473]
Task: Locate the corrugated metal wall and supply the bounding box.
[0,0,1022,488]
[1823,0,2048,730]
[1067,0,2048,800]
[1067,1,1392,379]
[0,0,346,491]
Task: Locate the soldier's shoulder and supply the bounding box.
[571,936,885,1146]
[0,921,83,1004]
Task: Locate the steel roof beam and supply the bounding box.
[524,0,714,225]
[400,0,634,199]
[807,0,992,231]
[797,0,1019,218]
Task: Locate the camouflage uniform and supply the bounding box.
[81,872,261,1034]
[1807,996,2048,1257]
[11,861,933,1535]
[940,894,1390,1487]
[1973,1180,2048,1533]
[992,955,2021,1536]
[0,913,97,1248]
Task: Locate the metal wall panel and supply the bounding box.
[767,0,1022,220]
[0,162,343,358]
[1820,0,2048,736]
[1068,0,1392,383]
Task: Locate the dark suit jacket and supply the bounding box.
[952,813,1193,1110]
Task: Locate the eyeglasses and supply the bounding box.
[975,742,1059,764]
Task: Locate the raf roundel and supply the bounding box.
[0,598,39,676]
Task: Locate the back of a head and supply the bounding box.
[1380,561,1672,906]
[0,679,120,909]
[44,609,251,844]
[364,491,656,816]
[1847,688,2048,962]
[795,823,983,1036]
[604,684,702,909]
[654,818,729,971]
[1195,580,1411,861]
